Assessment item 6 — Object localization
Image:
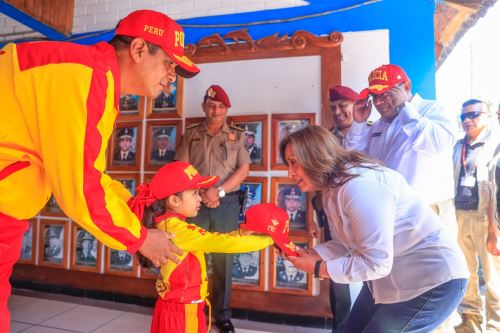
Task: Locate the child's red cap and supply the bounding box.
[240,203,297,256]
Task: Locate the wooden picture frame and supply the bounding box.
[232,249,266,291]
[18,219,37,264]
[147,77,183,119]
[105,248,137,277]
[107,122,142,171]
[111,173,140,196]
[140,265,161,280]
[70,225,101,272]
[271,113,315,170]
[271,177,312,235]
[117,95,145,121]
[39,219,68,268]
[239,176,268,222]
[41,195,65,217]
[228,115,268,171]
[185,116,205,128]
[270,236,313,295]
[145,120,182,171]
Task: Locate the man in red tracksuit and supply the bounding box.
[0,10,199,332]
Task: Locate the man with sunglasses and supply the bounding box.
[453,99,500,333]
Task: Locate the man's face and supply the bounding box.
[330,99,354,130]
[118,251,127,260]
[133,42,177,99]
[244,134,255,149]
[157,137,169,150]
[285,197,299,212]
[202,98,229,125]
[119,137,132,152]
[371,83,409,122]
[49,237,59,249]
[283,259,298,275]
[461,103,487,138]
[239,253,252,266]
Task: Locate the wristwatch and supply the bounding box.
[218,186,226,198]
[314,260,324,280]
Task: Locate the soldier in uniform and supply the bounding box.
[277,257,305,284]
[232,252,258,279]
[44,227,62,262]
[243,124,262,164]
[282,187,306,230]
[151,127,175,164]
[175,84,250,333]
[113,127,136,164]
[76,231,96,265]
[110,249,133,268]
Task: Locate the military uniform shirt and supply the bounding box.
[175,122,250,192]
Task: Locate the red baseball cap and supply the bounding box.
[115,10,200,78]
[329,85,359,102]
[204,85,231,107]
[240,203,297,256]
[150,161,218,199]
[364,64,409,95]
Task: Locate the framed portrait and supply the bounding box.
[41,195,65,217]
[270,237,313,295]
[147,78,183,119]
[231,249,265,291]
[107,122,142,171]
[71,225,101,272]
[228,115,268,171]
[141,265,161,280]
[145,120,182,171]
[39,220,67,268]
[112,173,140,196]
[271,177,312,234]
[271,113,315,170]
[184,116,205,128]
[117,94,145,121]
[105,248,137,277]
[18,219,37,264]
[238,176,268,222]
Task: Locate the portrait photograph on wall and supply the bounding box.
[271,177,311,233]
[118,94,144,121]
[105,248,137,277]
[108,122,141,171]
[232,249,265,291]
[111,173,140,196]
[270,237,312,295]
[228,115,268,171]
[271,113,315,170]
[39,220,67,268]
[42,195,65,217]
[71,225,100,272]
[145,120,181,170]
[238,176,268,222]
[141,265,160,280]
[19,219,37,264]
[148,78,183,119]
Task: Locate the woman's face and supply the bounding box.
[284,144,319,192]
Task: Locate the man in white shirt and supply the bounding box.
[346,64,457,236]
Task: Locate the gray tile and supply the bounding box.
[9,321,32,333]
[41,305,123,333]
[19,326,77,333]
[8,295,35,310]
[11,298,78,324]
[91,312,151,333]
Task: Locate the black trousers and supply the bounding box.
[187,195,240,322]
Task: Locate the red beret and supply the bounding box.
[205,85,231,107]
[329,85,359,102]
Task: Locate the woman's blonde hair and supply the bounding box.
[279,125,380,189]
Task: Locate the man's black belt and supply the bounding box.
[225,190,240,196]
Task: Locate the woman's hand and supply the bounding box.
[306,220,320,239]
[285,246,321,273]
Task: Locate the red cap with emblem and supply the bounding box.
[115,10,199,78]
[204,85,231,108]
[240,203,297,256]
[364,64,409,95]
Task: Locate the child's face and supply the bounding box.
[176,189,202,217]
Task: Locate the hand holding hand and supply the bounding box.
[138,229,182,267]
[203,187,220,208]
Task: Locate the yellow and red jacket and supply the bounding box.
[155,212,273,302]
[0,41,146,252]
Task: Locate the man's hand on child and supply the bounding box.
[139,229,182,266]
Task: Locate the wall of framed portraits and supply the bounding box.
[14,29,342,319]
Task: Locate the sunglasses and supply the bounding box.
[460,111,483,122]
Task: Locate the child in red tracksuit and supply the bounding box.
[128,161,296,333]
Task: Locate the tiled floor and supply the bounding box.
[9,290,330,333]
